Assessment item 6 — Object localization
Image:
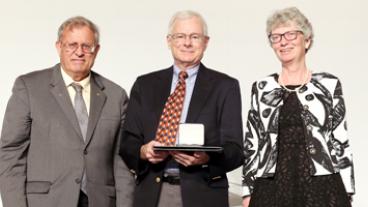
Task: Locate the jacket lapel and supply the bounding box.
[85,73,107,146]
[49,64,84,140]
[153,68,173,119]
[186,64,213,123]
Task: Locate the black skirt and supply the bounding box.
[249,90,351,207]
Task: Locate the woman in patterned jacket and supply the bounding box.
[242,7,354,207]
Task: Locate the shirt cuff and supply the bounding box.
[242,186,251,197]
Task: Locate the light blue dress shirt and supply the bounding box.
[164,64,199,175]
[170,64,199,124]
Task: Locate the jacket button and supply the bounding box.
[83,150,88,155]
[309,148,316,155]
[305,94,314,101]
[75,178,81,184]
[299,85,308,93]
[155,177,161,183]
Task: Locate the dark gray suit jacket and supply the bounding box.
[120,64,244,207]
[0,64,134,207]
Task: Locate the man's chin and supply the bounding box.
[71,68,90,76]
[70,66,88,73]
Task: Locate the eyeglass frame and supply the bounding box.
[60,41,98,54]
[268,30,304,44]
[167,33,208,43]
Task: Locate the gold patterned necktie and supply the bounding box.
[155,71,188,146]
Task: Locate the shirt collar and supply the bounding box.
[173,64,199,80]
[60,66,91,89]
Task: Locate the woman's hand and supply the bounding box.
[242,196,251,207]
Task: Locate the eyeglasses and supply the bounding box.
[61,42,97,54]
[168,33,207,43]
[268,30,303,43]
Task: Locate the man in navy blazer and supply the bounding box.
[119,10,244,207]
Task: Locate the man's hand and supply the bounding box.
[170,151,209,167]
[140,140,168,164]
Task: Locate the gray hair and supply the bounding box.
[168,10,208,36]
[266,7,313,50]
[57,16,100,44]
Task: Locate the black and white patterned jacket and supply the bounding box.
[242,72,355,196]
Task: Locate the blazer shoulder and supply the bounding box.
[201,67,240,89]
[312,71,340,82]
[135,67,172,82]
[311,71,343,96]
[256,73,278,83]
[14,65,58,87]
[250,73,279,90]
[18,66,54,80]
[92,71,127,96]
[203,67,235,80]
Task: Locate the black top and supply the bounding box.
[249,88,351,207]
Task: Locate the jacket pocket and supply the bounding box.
[26,181,52,194]
[207,174,229,189]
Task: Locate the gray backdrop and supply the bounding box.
[0,0,367,206]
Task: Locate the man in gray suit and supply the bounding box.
[0,16,133,207]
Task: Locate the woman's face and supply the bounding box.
[270,22,310,64]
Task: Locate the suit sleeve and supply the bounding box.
[331,79,355,194]
[0,77,30,207]
[114,89,135,207]
[242,82,262,197]
[119,79,149,179]
[207,79,244,179]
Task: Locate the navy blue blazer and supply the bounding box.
[119,63,244,207]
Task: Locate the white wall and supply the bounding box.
[0,0,367,206]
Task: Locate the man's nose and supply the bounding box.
[183,36,192,46]
[74,45,85,56]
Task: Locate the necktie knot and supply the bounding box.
[71,83,83,93]
[179,71,188,82]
